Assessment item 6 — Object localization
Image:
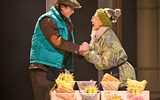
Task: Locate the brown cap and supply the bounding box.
[57,0,81,9]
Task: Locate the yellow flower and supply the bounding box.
[127,78,147,95]
[84,86,98,94]
[56,73,74,87]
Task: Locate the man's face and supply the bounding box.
[61,6,74,18]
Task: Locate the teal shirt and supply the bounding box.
[30,6,75,70]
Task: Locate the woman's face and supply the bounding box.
[91,13,102,30]
[61,6,74,18]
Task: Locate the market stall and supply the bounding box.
[50,73,149,100]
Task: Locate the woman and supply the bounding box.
[84,8,136,88]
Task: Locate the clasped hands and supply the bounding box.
[79,42,90,56]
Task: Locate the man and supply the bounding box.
[29,0,89,100]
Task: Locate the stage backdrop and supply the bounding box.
[0,0,45,100]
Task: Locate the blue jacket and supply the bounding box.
[30,6,75,70]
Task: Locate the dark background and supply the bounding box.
[0,0,46,100]
[0,0,136,100]
[72,0,98,81]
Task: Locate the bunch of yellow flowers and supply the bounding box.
[127,78,147,95]
[55,72,75,88]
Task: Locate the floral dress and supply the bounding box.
[85,27,136,87]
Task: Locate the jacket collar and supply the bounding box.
[51,6,63,21]
[51,6,70,21]
[91,27,110,42]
